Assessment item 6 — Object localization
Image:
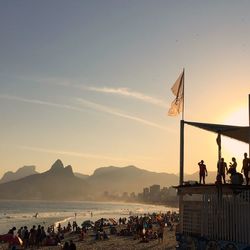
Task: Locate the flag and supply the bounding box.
[168,70,184,116]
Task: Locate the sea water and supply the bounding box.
[0,200,177,234]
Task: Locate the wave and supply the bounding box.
[0,201,177,234]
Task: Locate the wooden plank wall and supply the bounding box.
[183,190,250,244]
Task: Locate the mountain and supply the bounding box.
[74,172,89,180]
[87,165,179,194]
[0,165,38,184]
[185,171,217,184]
[0,160,218,201]
[86,166,218,195]
[0,159,89,200]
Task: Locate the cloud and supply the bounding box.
[19,145,128,161]
[85,86,169,108]
[76,98,174,132]
[0,94,86,113]
[21,76,168,108]
[0,94,173,132]
[19,145,154,161]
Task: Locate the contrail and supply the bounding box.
[76,98,174,132]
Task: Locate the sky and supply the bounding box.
[0,0,249,177]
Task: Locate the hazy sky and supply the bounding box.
[0,1,249,177]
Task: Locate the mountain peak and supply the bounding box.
[65,165,74,175]
[50,159,64,171]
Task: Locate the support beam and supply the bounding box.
[249,94,250,157]
[180,119,184,185]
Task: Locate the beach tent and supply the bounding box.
[184,121,250,144]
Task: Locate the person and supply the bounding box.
[63,241,70,250]
[69,240,76,250]
[29,225,37,248]
[228,157,237,176]
[198,160,208,184]
[67,222,72,232]
[157,223,164,244]
[217,158,228,184]
[8,227,16,235]
[241,152,250,185]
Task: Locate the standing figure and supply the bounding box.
[241,153,250,185]
[198,160,208,184]
[228,157,237,176]
[217,158,228,184]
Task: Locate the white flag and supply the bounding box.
[168,70,184,116]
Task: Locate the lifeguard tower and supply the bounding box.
[175,96,250,250]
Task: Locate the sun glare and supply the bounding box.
[222,107,249,163]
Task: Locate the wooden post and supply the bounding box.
[179,119,184,234]
[180,119,184,185]
[249,94,250,157]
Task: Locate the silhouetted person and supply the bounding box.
[63,241,70,250]
[198,160,208,184]
[217,158,228,184]
[228,157,237,176]
[8,227,16,235]
[241,152,250,185]
[69,240,76,250]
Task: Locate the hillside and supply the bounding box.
[0,165,38,184]
[87,165,179,194]
[0,160,89,200]
[0,161,218,200]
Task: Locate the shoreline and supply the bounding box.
[1,211,178,250]
[0,200,178,235]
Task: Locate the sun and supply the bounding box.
[221,107,249,164]
[223,107,249,126]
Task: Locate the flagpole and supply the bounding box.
[179,69,185,234]
[180,68,185,186]
[180,119,184,185]
[249,94,250,158]
[182,68,185,121]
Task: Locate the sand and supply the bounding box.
[0,223,177,250]
[40,225,177,250]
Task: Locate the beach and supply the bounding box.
[0,200,178,249]
[0,200,177,234]
[0,226,176,250]
[60,224,176,250]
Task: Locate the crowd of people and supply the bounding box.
[0,212,179,249]
[198,152,250,185]
[1,222,79,249]
[115,212,179,243]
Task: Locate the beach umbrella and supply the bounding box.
[108,218,117,225]
[81,220,94,229]
[12,236,23,246]
[0,234,23,246]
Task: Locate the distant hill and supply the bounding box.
[0,160,218,201]
[0,165,38,184]
[185,171,217,184]
[87,165,179,194]
[0,160,89,200]
[74,172,89,180]
[87,166,217,194]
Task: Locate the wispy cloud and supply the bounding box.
[85,86,169,108]
[19,145,154,161]
[19,146,127,161]
[0,94,86,113]
[76,98,173,132]
[0,94,173,132]
[21,76,168,108]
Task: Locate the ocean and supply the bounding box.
[0,200,177,234]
